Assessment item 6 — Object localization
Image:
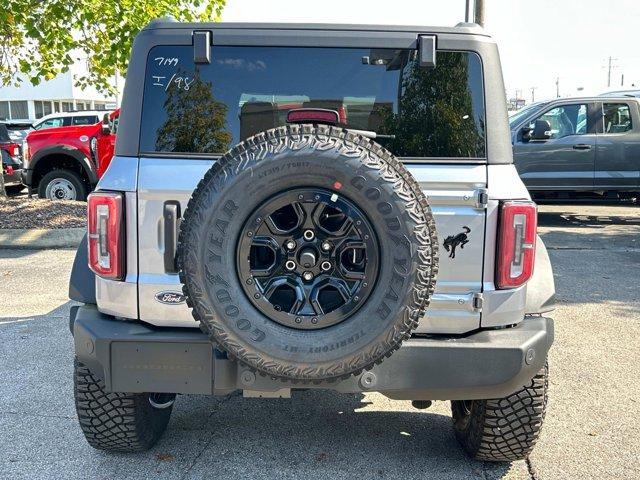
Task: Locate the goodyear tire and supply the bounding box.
[178,124,438,382]
[74,359,174,452]
[451,362,549,461]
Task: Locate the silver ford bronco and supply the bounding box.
[69,20,555,461]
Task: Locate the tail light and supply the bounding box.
[9,143,20,157]
[287,108,340,125]
[496,201,537,289]
[88,192,124,280]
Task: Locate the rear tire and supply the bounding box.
[38,169,87,201]
[74,359,174,452]
[451,362,548,462]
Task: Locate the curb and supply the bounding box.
[0,228,85,249]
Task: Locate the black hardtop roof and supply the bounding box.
[143,19,490,37]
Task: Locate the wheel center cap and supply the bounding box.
[299,248,317,268]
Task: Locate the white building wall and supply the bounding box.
[0,58,119,121]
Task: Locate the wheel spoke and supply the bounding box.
[294,201,319,231]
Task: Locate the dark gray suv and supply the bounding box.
[510,97,640,200]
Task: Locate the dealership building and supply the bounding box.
[0,60,117,122]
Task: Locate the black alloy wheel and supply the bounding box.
[237,188,379,330]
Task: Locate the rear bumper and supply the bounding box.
[71,305,554,400]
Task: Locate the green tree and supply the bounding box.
[0,0,225,94]
[380,52,485,158]
[155,71,233,153]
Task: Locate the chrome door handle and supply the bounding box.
[572,144,592,150]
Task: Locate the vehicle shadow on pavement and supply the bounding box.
[144,391,515,479]
[0,302,518,480]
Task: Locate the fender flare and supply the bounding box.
[29,145,98,185]
[69,233,96,305]
[525,235,556,314]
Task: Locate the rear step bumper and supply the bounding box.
[71,305,553,401]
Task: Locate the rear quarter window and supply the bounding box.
[140,46,486,158]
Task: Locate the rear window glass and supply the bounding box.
[140,46,485,158]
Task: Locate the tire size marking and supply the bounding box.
[256,161,311,180]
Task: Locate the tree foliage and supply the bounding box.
[0,0,225,94]
[155,71,232,153]
[379,52,486,158]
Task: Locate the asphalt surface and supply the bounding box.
[1,202,639,480]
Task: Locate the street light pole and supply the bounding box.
[465,0,471,22]
[474,0,485,27]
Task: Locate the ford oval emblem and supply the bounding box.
[79,135,89,142]
[155,291,186,305]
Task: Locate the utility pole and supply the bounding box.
[465,0,471,22]
[604,56,618,88]
[530,87,537,103]
[555,77,560,98]
[474,0,485,27]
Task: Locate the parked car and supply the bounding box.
[31,110,112,131]
[21,110,119,200]
[0,123,24,195]
[69,20,555,462]
[0,120,32,143]
[510,97,640,201]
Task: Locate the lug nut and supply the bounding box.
[303,230,315,241]
[321,261,332,272]
[302,271,314,282]
[321,241,332,252]
[285,240,296,250]
[285,260,296,271]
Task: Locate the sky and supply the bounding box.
[222,0,640,103]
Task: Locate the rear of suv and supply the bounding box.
[69,21,555,462]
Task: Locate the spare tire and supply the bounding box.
[178,124,438,382]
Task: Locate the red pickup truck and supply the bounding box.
[22,109,119,200]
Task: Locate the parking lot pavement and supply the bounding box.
[1,203,638,480]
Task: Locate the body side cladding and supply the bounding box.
[525,236,556,314]
[69,233,96,304]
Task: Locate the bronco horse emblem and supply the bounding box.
[443,226,471,259]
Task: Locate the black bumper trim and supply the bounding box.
[73,305,553,400]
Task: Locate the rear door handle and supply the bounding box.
[572,144,592,150]
[163,201,181,273]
